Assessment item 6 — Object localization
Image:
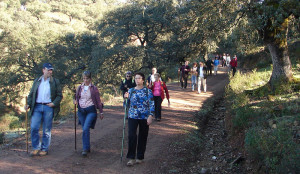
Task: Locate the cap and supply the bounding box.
[43,63,54,70]
[126,71,132,75]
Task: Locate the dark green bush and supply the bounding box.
[245,125,299,173]
[0,132,4,144]
[9,120,22,129]
[232,107,253,129]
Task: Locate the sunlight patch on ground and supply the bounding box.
[0,162,57,173]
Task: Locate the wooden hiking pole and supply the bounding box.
[25,97,28,153]
[74,86,77,151]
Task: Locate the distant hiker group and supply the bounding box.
[178,53,238,93]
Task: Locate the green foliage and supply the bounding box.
[56,89,74,120]
[245,124,299,173]
[0,113,19,132]
[227,68,271,95]
[0,132,4,144]
[226,62,300,173]
[9,120,22,129]
[232,106,252,129]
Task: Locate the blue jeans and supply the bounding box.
[30,104,54,151]
[191,75,197,90]
[78,105,97,151]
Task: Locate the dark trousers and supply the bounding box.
[180,74,188,88]
[206,67,212,75]
[232,67,237,76]
[127,118,149,160]
[154,96,162,119]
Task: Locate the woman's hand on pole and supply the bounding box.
[147,115,153,125]
[99,113,104,120]
[124,92,129,98]
[24,105,29,110]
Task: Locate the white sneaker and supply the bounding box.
[127,159,136,166]
[198,91,201,94]
[136,159,143,164]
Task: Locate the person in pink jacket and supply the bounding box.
[148,73,170,121]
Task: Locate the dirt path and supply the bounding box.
[0,68,229,174]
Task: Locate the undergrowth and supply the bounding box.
[226,66,300,173]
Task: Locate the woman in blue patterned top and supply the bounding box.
[124,72,155,166]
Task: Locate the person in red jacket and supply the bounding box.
[230,55,238,77]
[148,73,170,121]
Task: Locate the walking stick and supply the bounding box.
[74,86,77,151]
[120,99,128,162]
[74,102,77,151]
[178,71,180,86]
[25,97,28,153]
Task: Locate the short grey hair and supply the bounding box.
[83,71,91,79]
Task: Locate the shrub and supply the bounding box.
[232,107,253,129]
[231,93,250,109]
[245,125,299,173]
[57,89,75,120]
[0,113,19,132]
[9,120,22,129]
[0,132,4,144]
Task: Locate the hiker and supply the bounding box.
[74,71,104,157]
[120,71,136,109]
[25,63,63,157]
[197,62,208,94]
[124,72,155,166]
[222,53,226,67]
[148,73,170,121]
[230,55,238,77]
[191,62,198,91]
[205,58,213,75]
[213,57,220,75]
[226,54,231,73]
[178,61,190,89]
[147,67,161,86]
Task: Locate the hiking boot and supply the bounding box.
[136,159,143,164]
[30,150,40,157]
[127,159,136,166]
[39,151,48,156]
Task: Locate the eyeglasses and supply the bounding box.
[126,76,132,77]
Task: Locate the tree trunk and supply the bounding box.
[263,18,293,88]
[267,42,293,85]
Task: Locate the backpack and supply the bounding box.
[123,78,135,84]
